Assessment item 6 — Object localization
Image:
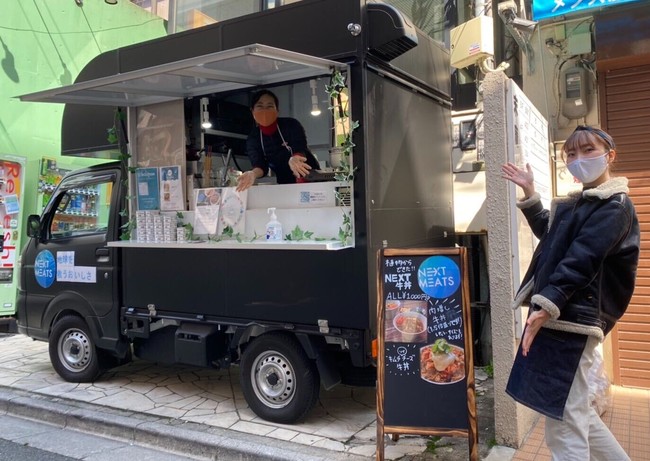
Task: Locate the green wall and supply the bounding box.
[0,0,166,316]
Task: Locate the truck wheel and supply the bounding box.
[49,315,103,383]
[241,333,319,424]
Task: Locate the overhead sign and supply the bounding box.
[533,0,644,21]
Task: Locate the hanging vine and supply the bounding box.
[110,108,136,240]
[325,69,358,245]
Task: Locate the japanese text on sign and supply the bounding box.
[532,0,642,21]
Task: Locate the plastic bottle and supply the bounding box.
[265,208,283,241]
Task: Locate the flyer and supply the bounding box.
[193,188,222,235]
[135,167,160,210]
[159,165,184,211]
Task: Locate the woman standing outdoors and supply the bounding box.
[501,125,640,460]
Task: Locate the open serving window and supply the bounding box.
[19,44,348,107]
[20,44,353,250]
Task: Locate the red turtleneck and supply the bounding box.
[259,122,278,136]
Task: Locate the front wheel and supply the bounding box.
[240,333,319,424]
[49,315,103,382]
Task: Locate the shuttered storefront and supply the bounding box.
[600,64,650,388]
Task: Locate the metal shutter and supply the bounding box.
[600,64,650,388]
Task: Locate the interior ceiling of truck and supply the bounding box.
[19,44,347,107]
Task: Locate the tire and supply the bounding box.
[240,333,320,424]
[48,315,103,382]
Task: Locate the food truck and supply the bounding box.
[16,0,453,424]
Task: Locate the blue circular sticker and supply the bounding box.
[34,250,56,288]
[417,256,460,298]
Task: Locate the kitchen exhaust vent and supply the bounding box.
[367,2,418,61]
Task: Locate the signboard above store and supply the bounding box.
[533,0,644,21]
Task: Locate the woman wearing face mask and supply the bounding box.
[501,125,640,460]
[236,90,320,191]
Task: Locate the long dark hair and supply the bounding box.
[250,90,279,109]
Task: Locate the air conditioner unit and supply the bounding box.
[450,16,494,69]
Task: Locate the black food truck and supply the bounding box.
[17,0,453,424]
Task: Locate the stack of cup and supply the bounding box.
[135,211,147,242]
[162,215,176,242]
[152,214,163,243]
[177,226,187,243]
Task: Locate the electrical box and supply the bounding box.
[561,65,589,119]
[450,16,494,69]
[567,32,592,56]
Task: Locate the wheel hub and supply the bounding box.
[252,352,295,409]
[60,330,91,371]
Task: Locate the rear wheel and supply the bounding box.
[49,315,103,382]
[240,333,319,424]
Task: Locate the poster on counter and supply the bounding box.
[135,167,160,210]
[217,188,247,235]
[193,188,222,235]
[159,165,184,211]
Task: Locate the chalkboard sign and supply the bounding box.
[376,248,477,461]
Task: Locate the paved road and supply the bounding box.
[0,438,75,461]
[0,414,196,460]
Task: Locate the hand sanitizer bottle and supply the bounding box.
[265,208,283,241]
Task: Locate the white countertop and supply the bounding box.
[108,239,351,251]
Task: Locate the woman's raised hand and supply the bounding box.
[501,162,535,198]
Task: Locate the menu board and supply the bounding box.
[376,248,477,461]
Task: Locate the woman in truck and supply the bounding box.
[236,89,320,191]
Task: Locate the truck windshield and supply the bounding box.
[50,180,112,239]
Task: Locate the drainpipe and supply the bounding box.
[167,0,177,34]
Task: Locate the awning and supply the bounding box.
[19,44,348,107]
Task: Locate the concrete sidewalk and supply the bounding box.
[0,334,499,460]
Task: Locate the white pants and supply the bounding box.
[545,336,630,461]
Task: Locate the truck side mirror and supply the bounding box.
[27,214,41,238]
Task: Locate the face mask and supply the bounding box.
[567,152,609,184]
[253,108,278,127]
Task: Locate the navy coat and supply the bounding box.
[506,177,640,420]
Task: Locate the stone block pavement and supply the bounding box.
[0,333,501,460]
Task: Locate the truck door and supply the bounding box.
[20,167,121,342]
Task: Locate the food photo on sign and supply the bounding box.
[420,338,466,385]
[385,300,428,343]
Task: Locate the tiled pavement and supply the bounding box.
[1,333,647,460]
[512,385,650,461]
[0,334,440,460]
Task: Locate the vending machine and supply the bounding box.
[38,157,100,234]
[0,155,26,319]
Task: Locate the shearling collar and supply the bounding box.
[571,176,628,200]
[548,177,628,228]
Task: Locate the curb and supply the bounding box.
[0,385,371,461]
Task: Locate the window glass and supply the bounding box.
[174,0,260,32]
[172,0,304,33]
[50,181,112,239]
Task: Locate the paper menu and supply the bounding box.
[159,165,184,211]
[217,188,247,235]
[135,167,160,211]
[193,188,222,235]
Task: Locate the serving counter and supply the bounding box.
[108,239,349,250]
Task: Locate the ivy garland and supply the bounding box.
[110,108,138,241]
[325,69,358,245]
